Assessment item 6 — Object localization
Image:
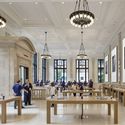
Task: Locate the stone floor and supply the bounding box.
[0,99,124,125]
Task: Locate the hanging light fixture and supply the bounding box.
[0,16,6,28]
[69,0,95,28]
[77,27,87,59]
[41,32,52,59]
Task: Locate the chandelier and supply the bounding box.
[77,28,87,59]
[41,32,52,59]
[0,16,6,28]
[69,0,95,28]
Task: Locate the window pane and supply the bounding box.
[42,59,46,83]
[33,53,37,83]
[86,69,89,82]
[54,59,67,82]
[76,59,89,82]
[98,59,104,83]
[79,69,85,82]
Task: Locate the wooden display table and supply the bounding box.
[46,96,118,124]
[102,85,112,96]
[62,89,101,96]
[111,87,125,106]
[0,96,22,123]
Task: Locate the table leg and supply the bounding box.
[81,104,83,119]
[108,104,111,115]
[123,92,125,106]
[112,90,114,98]
[1,102,6,123]
[102,87,104,95]
[47,101,51,124]
[98,92,101,96]
[54,103,57,115]
[114,102,118,124]
[93,92,95,96]
[17,98,22,115]
[116,91,118,99]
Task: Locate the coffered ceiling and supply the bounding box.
[0,0,125,58]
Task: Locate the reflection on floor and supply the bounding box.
[0,100,124,125]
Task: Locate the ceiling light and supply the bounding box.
[9,2,12,5]
[0,16,7,28]
[99,1,103,5]
[41,32,52,59]
[69,0,95,28]
[61,2,65,4]
[24,18,28,21]
[34,1,38,5]
[44,18,48,21]
[66,18,68,21]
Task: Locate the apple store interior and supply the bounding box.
[0,0,125,125]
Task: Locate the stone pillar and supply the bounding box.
[118,32,122,84]
[109,46,111,83]
[67,58,69,81]
[37,53,42,81]
[91,58,95,82]
[48,59,53,82]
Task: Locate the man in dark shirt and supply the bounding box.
[88,79,93,88]
[12,80,23,109]
[23,79,33,106]
[28,82,33,105]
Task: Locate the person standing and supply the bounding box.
[28,82,33,105]
[23,79,30,106]
[12,80,24,109]
[88,79,94,95]
[50,82,56,107]
[72,83,77,96]
[88,79,93,88]
[50,82,56,97]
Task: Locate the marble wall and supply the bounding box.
[0,47,10,96]
[0,37,35,96]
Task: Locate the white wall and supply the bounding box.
[0,37,35,96]
[0,48,10,96]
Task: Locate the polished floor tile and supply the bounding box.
[0,99,124,125]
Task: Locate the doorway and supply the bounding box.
[19,66,29,84]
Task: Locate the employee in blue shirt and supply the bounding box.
[12,80,24,109]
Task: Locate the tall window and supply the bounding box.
[33,53,37,83]
[98,59,104,83]
[54,59,67,82]
[76,59,89,82]
[42,59,46,83]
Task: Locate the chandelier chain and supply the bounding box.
[80,27,85,54]
[78,0,81,10]
[74,0,78,11]
[45,31,47,43]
